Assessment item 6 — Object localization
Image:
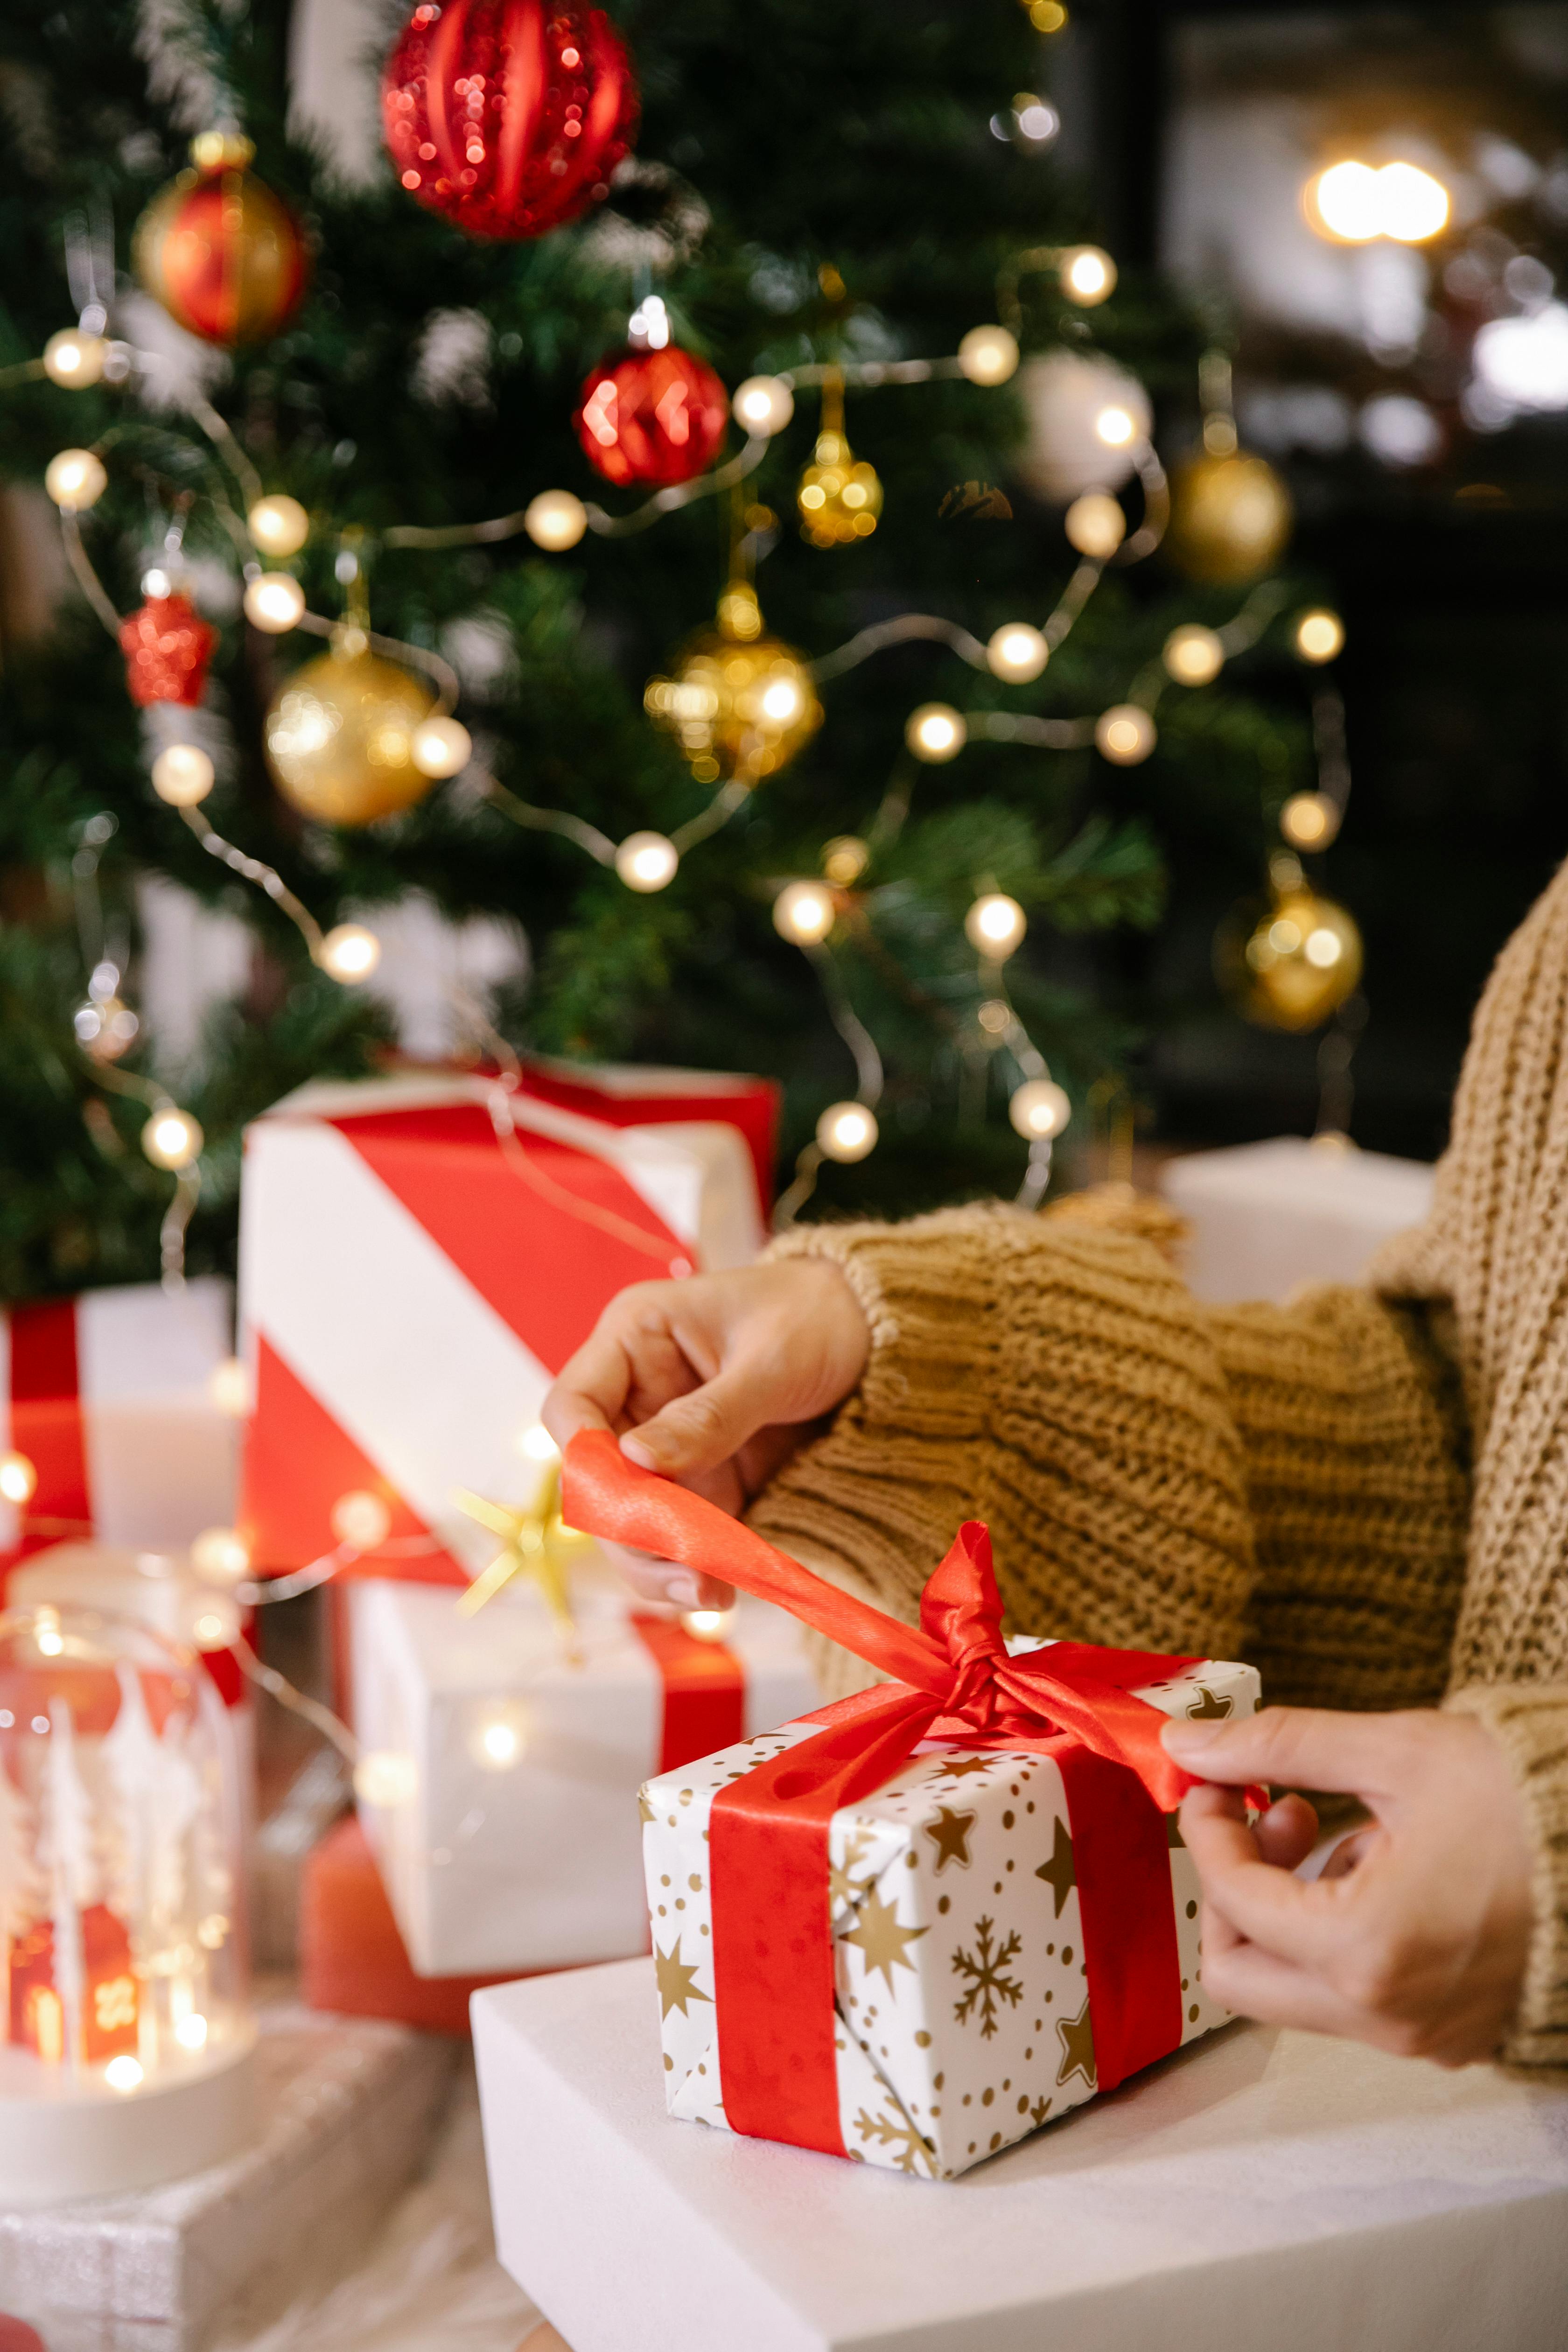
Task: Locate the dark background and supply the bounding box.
[1076,2,1568,1163]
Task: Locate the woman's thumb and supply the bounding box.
[619,1370,770,1476]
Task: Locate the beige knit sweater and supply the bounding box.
[751,860,1568,2068]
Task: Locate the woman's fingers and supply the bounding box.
[598,1540,734,1614]
[1179,1783,1357,1966]
[1252,1792,1320,1873]
[1163,1704,1407,1800]
[619,1359,781,1477]
[1197,1931,1375,2042]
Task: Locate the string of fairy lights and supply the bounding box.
[21,195,1351,1255]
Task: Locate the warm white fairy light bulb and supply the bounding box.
[175,2013,210,2051]
[141,1106,203,1170]
[732,375,794,435]
[1294,607,1345,664]
[1094,405,1136,449]
[317,924,382,984]
[615,832,679,892]
[957,325,1020,386]
[353,1750,417,1807]
[190,1526,251,1586]
[987,623,1049,683]
[44,448,107,510]
[330,1488,392,1550]
[965,893,1028,959]
[105,2056,144,2093]
[247,494,309,557]
[0,1451,37,1507]
[822,835,869,885]
[905,703,966,762]
[681,1607,735,1642]
[816,1101,878,1162]
[518,1422,560,1462]
[243,573,306,633]
[150,743,216,806]
[209,1357,250,1416]
[524,490,588,551]
[410,715,472,778]
[1059,245,1117,305]
[1162,624,1225,686]
[1095,705,1157,765]
[1009,1078,1072,1139]
[43,329,107,387]
[1064,492,1126,558]
[773,880,836,945]
[1280,791,1341,850]
[1309,159,1448,245]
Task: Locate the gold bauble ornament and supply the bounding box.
[798,427,882,547]
[1165,449,1293,585]
[1218,859,1363,1032]
[644,583,821,783]
[264,640,437,826]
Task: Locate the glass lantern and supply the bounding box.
[0,1602,255,2202]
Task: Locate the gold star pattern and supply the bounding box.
[1185,1683,1234,1721]
[1056,1997,1097,2090]
[828,1827,877,1915]
[638,1789,656,1827]
[1035,1816,1076,1918]
[1166,1810,1185,1848]
[654,1935,713,2020]
[933,1755,994,1782]
[843,1886,929,1992]
[451,1458,589,1642]
[923,1806,976,1875]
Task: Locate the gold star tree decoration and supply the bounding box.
[451,1457,590,1649]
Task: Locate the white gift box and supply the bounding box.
[238,1068,772,1580]
[0,1278,238,1553]
[0,1999,456,2352]
[1161,1137,1435,1305]
[641,1652,1259,2180]
[474,1957,1568,2352]
[350,1560,819,1979]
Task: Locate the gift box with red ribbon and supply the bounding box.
[238,1064,777,1585]
[562,1431,1261,2181]
[0,1278,239,1561]
[349,1559,819,1978]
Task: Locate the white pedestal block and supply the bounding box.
[0,1999,457,2352]
[1161,1137,1435,1305]
[474,1958,1568,2352]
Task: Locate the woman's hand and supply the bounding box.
[542,1258,870,1610]
[1162,1705,1533,2067]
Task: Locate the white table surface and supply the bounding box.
[474,1957,1568,2352]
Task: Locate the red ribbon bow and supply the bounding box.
[563,1430,1210,2147]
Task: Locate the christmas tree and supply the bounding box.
[0,0,1332,1300]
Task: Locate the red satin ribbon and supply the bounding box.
[630,1613,746,1774]
[562,1430,1205,2147]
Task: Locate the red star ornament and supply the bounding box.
[119,593,219,708]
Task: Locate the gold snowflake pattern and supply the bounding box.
[852,2104,936,2177]
[951,1914,1024,2038]
[828,1826,878,1916]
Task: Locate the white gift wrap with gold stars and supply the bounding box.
[641,1652,1260,2180]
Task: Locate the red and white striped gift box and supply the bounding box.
[238,1064,778,1584]
[0,1278,239,1560]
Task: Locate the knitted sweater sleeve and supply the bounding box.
[750,1204,1470,1715]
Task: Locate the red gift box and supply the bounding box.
[238,1064,777,1587]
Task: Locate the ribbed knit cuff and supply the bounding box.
[751,1209,1020,1621]
[1446,1683,1568,2066]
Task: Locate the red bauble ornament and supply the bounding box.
[573,347,728,489]
[133,135,308,346]
[383,0,638,241]
[119,594,219,708]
